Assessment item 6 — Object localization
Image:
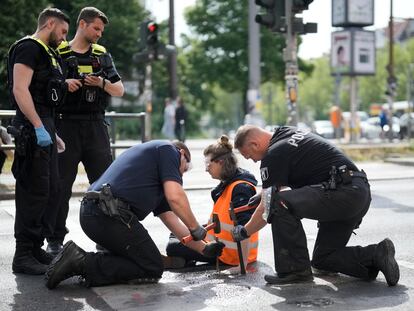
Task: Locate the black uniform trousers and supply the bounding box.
[52,117,112,242]
[269,177,379,279]
[79,199,163,287]
[12,116,59,251]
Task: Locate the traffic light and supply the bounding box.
[291,0,313,13]
[140,21,158,51]
[255,0,286,33]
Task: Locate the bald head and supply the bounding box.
[234,125,272,162]
[234,125,265,149]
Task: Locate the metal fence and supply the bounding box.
[0,110,146,158]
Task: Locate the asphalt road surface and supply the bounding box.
[1,156,414,310]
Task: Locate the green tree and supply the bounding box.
[182,0,286,115]
[0,0,49,109]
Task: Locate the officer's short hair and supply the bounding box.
[172,141,191,163]
[234,125,259,149]
[38,7,70,27]
[77,7,109,26]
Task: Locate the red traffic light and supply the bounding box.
[147,22,158,33]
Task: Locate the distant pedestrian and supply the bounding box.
[379,108,389,139]
[0,125,13,174]
[161,97,175,139]
[175,97,187,142]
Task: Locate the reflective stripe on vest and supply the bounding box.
[205,180,259,266]
[31,37,58,68]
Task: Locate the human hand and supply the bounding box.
[83,75,103,87]
[232,225,250,242]
[55,133,65,153]
[34,125,52,147]
[248,192,261,206]
[66,79,83,92]
[190,225,207,241]
[202,241,225,258]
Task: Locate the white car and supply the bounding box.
[311,120,334,139]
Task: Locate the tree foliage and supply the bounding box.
[182,0,286,111]
[0,0,49,108]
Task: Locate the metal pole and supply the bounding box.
[408,64,414,141]
[144,63,152,141]
[168,0,178,100]
[387,0,394,141]
[350,76,358,143]
[246,1,261,119]
[284,0,298,126]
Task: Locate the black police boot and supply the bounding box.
[264,269,313,285]
[12,250,48,275]
[45,241,86,289]
[33,247,54,265]
[46,240,63,256]
[373,238,400,286]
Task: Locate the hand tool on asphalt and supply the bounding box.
[229,201,246,275]
[212,213,221,273]
[181,215,220,244]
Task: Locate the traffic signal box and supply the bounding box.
[255,0,316,34]
[140,21,159,51]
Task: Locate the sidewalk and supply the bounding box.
[1,139,414,200]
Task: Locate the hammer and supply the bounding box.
[211,213,221,273]
[229,201,246,275]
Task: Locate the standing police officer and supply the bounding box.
[45,140,224,289]
[7,7,69,275]
[232,125,400,286]
[47,7,124,255]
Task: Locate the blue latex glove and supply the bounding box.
[34,125,52,147]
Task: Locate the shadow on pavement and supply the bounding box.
[11,274,112,311]
[264,274,409,311]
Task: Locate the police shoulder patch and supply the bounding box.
[260,167,269,181]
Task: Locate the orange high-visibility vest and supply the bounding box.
[205,180,259,266]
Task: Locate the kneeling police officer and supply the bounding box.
[232,125,400,287]
[7,8,69,275]
[46,140,224,289]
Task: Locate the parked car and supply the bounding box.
[311,120,334,139]
[399,112,414,139]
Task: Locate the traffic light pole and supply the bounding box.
[168,0,178,101]
[144,63,152,141]
[386,0,395,141]
[284,0,298,126]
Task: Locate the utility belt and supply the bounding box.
[7,123,35,156]
[314,165,368,190]
[57,113,104,121]
[84,184,134,228]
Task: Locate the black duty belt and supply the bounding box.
[348,170,367,179]
[57,113,104,120]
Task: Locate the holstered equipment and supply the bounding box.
[85,184,134,228]
[318,165,368,190]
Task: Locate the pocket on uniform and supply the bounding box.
[29,145,51,195]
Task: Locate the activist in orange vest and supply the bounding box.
[165,135,259,272]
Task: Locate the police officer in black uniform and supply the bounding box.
[7,8,70,275]
[45,140,225,289]
[232,125,400,286]
[46,7,124,255]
